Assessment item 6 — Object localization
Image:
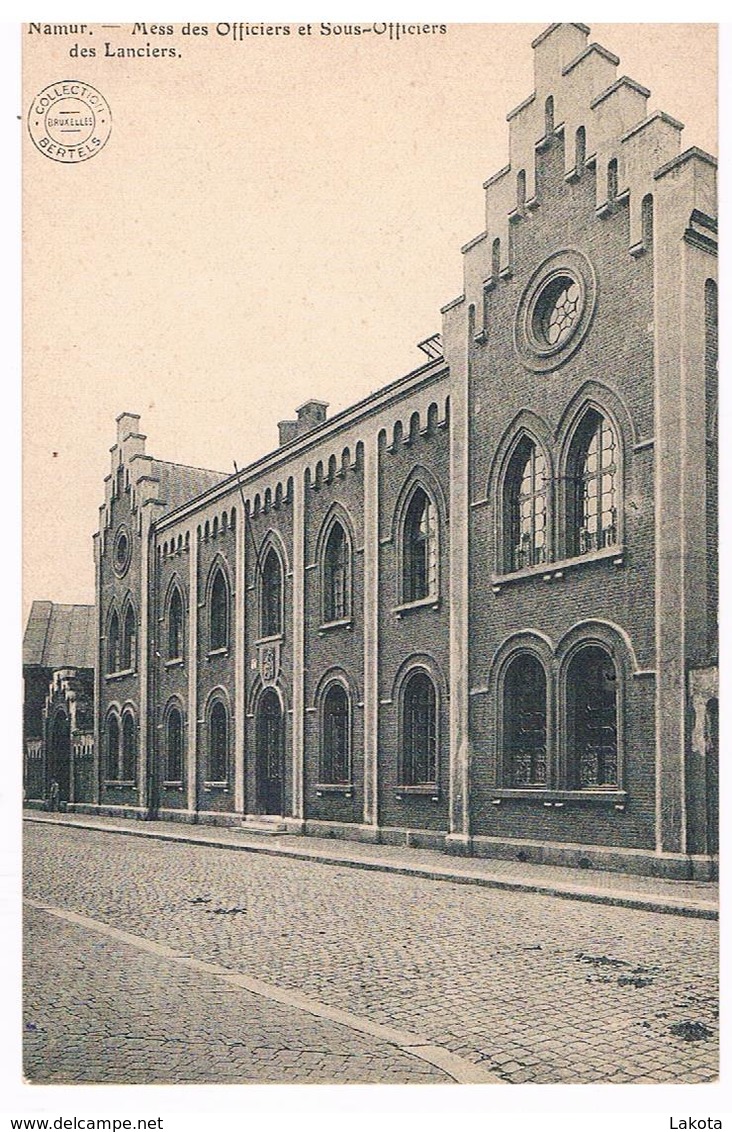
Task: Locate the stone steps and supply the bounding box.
[242,815,288,835]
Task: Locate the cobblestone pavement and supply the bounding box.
[24,823,719,1085]
[23,905,447,1084]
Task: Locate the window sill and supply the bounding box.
[316,783,354,797]
[255,633,283,647]
[105,668,136,682]
[318,617,353,634]
[162,782,185,790]
[103,780,137,788]
[203,782,229,791]
[164,658,184,669]
[491,545,624,591]
[207,647,229,659]
[490,788,627,810]
[393,595,440,617]
[396,785,440,801]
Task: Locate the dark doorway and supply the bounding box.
[256,689,284,815]
[705,698,719,856]
[49,711,71,804]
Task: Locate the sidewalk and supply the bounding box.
[25,810,718,920]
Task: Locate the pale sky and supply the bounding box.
[23,22,718,611]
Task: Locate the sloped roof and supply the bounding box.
[23,601,96,670]
[152,460,228,517]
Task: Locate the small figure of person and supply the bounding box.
[48,779,60,812]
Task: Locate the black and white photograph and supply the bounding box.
[13,16,723,1119]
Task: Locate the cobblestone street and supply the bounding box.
[23,822,718,1085]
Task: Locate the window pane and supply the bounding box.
[121,715,136,781]
[322,685,349,783]
[209,703,228,781]
[403,489,436,602]
[403,672,436,785]
[169,589,183,659]
[262,551,282,637]
[504,654,547,786]
[506,441,547,571]
[167,708,183,781]
[324,524,348,622]
[574,414,618,555]
[568,646,618,787]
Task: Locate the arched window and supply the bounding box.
[261,548,282,637]
[402,488,437,603]
[168,587,184,660]
[575,126,586,173]
[503,654,547,786]
[209,568,229,651]
[641,193,654,251]
[567,645,618,788]
[544,95,554,135]
[568,411,618,556]
[607,158,618,202]
[106,713,120,779]
[107,610,120,674]
[504,438,547,571]
[121,604,136,670]
[165,705,184,783]
[402,671,437,786]
[208,700,229,782]
[517,169,527,211]
[121,712,136,782]
[321,683,350,784]
[323,521,349,623]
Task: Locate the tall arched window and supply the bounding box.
[121,711,136,782]
[402,671,437,786]
[168,587,184,660]
[575,126,586,173]
[323,522,349,623]
[517,169,527,211]
[568,411,618,556]
[165,705,184,783]
[209,568,229,651]
[503,654,547,786]
[321,683,350,784]
[641,193,654,251]
[402,488,437,603]
[121,604,136,670]
[261,548,282,637]
[567,646,618,788]
[505,438,547,571]
[544,95,554,135]
[208,700,228,782]
[607,158,618,202]
[107,610,120,674]
[106,713,120,779]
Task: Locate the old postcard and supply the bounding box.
[17,17,721,1115]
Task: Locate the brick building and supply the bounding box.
[24,24,718,878]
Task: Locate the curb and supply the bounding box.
[24,815,718,921]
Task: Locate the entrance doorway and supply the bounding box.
[705,698,719,856]
[49,711,71,805]
[256,689,284,815]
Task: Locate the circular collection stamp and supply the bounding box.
[28,80,112,163]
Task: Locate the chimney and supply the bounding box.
[296,400,328,429]
[278,400,329,446]
[278,420,300,446]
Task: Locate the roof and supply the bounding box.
[153,459,228,517]
[23,601,96,669]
